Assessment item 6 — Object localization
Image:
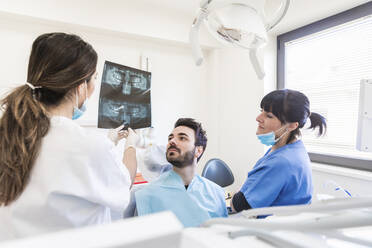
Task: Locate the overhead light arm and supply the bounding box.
[265,0,290,30]
[217,24,266,80]
[200,0,213,8]
[249,48,265,80]
[190,8,209,66]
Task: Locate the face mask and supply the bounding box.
[257,125,288,146]
[72,82,88,120]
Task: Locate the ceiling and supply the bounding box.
[142,0,370,35]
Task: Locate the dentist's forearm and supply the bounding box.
[123,147,137,184]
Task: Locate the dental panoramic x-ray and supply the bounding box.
[98,61,152,129]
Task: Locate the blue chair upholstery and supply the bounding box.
[201,158,234,188]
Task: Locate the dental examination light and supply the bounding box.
[190,0,290,79]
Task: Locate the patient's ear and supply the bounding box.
[195,146,203,159]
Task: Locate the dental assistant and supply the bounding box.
[230,89,327,213]
[0,33,138,240]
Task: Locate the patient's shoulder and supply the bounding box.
[134,183,158,200]
[196,175,224,192]
[135,170,175,196]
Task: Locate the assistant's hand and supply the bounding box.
[108,125,128,145]
[125,128,139,151]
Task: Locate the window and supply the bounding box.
[277,2,372,171]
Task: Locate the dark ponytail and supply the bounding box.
[261,89,327,144]
[0,33,97,206]
[308,112,327,136]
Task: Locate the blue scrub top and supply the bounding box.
[240,140,313,208]
[135,170,227,227]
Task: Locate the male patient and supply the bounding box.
[135,118,227,227]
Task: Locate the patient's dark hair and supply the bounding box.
[260,89,327,144]
[174,118,207,161]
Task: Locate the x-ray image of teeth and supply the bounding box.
[100,99,150,129]
[98,61,151,129]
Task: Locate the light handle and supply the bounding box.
[265,0,290,30]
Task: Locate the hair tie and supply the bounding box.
[25,82,42,90]
[25,82,42,100]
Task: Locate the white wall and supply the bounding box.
[205,48,264,191]
[263,34,277,94]
[2,0,369,211]
[0,0,204,46]
[2,0,369,198]
[0,14,205,136]
[0,1,265,192]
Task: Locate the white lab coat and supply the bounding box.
[0,116,131,241]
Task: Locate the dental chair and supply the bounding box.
[202,158,234,188]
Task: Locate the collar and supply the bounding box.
[156,170,198,190]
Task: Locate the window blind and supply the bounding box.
[284,15,372,160]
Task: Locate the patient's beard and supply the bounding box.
[167,148,195,168]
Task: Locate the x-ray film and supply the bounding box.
[98,61,151,129]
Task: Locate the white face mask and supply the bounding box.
[72,82,88,120]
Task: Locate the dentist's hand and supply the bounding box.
[125,128,139,151]
[108,125,128,145]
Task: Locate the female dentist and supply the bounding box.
[0,33,138,240]
[230,89,327,213]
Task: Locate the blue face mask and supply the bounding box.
[257,126,288,146]
[72,82,88,120]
